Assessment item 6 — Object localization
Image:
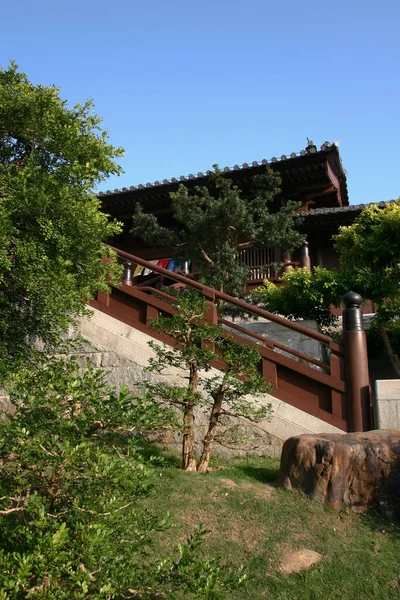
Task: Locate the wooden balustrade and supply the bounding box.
[88,246,353,431]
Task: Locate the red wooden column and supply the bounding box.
[342,291,371,432]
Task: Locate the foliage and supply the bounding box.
[333,200,400,374]
[145,290,272,472]
[131,166,304,295]
[249,201,400,372]
[251,267,348,330]
[0,62,123,374]
[0,352,246,599]
[366,317,400,360]
[333,200,400,313]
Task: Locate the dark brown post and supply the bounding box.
[342,291,371,432]
[300,239,311,272]
[122,260,133,286]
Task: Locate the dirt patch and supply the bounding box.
[180,507,219,536]
[217,478,274,499]
[240,481,275,499]
[280,548,322,573]
[218,478,238,488]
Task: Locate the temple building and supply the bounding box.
[98,140,388,300]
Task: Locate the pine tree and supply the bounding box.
[131,166,304,295]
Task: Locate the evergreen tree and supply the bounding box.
[131,166,304,295]
[146,290,272,472]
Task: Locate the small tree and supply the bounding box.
[251,201,400,375]
[146,290,272,472]
[131,166,304,296]
[0,62,123,374]
[333,200,400,375]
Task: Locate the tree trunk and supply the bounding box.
[182,404,197,471]
[197,391,224,473]
[380,323,400,377]
[182,362,199,472]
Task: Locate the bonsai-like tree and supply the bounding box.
[131,166,304,296]
[146,290,272,472]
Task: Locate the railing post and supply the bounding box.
[300,239,311,273]
[342,291,371,432]
[282,250,292,273]
[122,260,133,286]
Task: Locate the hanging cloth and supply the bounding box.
[157,258,170,269]
[143,260,159,276]
[166,258,176,271]
[133,264,144,277]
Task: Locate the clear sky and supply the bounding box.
[2,0,399,204]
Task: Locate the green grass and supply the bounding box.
[139,449,400,600]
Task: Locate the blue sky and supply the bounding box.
[2,0,399,204]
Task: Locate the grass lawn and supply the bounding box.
[140,449,400,599]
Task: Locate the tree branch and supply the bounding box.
[200,248,214,264]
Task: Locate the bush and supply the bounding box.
[0,353,246,599]
[366,318,400,360]
[251,267,347,330]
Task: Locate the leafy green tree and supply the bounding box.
[0,352,246,598]
[252,201,400,375]
[252,266,348,330]
[0,62,123,374]
[333,200,400,375]
[146,290,272,472]
[131,166,304,296]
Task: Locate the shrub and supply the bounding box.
[0,353,246,599]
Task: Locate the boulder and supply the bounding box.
[279,429,400,512]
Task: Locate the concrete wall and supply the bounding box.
[375,380,400,429]
[75,307,344,457]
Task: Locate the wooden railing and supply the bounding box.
[89,246,351,431]
[236,246,277,280]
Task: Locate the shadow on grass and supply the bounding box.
[362,503,400,544]
[235,463,279,485]
[135,438,181,468]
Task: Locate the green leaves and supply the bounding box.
[251,266,347,329]
[333,200,400,310]
[145,290,272,467]
[0,62,123,373]
[0,352,243,598]
[131,165,303,296]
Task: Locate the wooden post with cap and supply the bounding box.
[342,291,371,432]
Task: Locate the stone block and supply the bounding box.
[375,380,400,429]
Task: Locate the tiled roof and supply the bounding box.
[304,200,395,216]
[98,140,343,198]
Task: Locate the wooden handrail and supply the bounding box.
[107,245,337,347]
